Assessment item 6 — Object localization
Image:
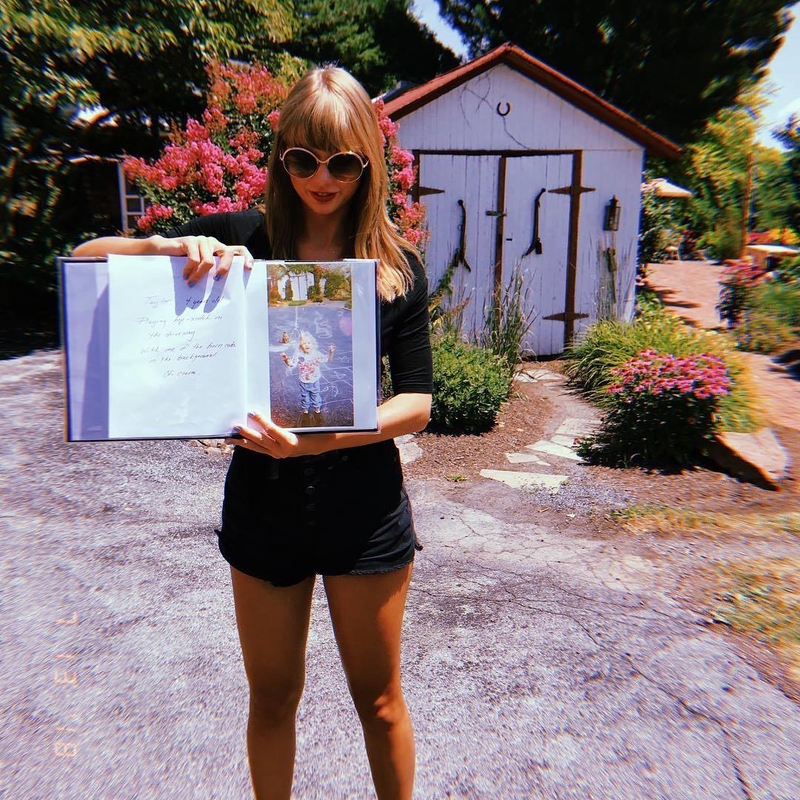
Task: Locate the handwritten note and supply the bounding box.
[107,255,247,438]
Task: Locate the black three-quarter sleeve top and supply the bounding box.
[164,208,433,397]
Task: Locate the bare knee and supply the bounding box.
[248,679,304,726]
[351,686,409,733]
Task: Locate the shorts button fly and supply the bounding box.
[303,467,314,476]
[305,485,316,496]
[306,503,317,513]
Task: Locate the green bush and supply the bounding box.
[565,302,762,435]
[430,335,513,433]
[736,281,800,354]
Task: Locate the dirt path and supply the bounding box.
[646,260,800,431]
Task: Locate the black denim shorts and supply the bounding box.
[218,441,421,587]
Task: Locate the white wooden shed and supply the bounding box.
[384,43,681,356]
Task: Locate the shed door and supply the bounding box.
[419,153,573,356]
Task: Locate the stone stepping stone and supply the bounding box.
[526,440,583,461]
[551,434,577,447]
[556,417,600,436]
[480,469,568,492]
[523,369,565,382]
[395,434,423,465]
[505,451,550,465]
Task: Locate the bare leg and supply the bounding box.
[230,567,315,800]
[324,566,415,800]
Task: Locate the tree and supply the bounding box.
[773,115,800,234]
[287,0,460,96]
[437,0,792,144]
[750,145,797,236]
[673,91,762,259]
[0,0,294,311]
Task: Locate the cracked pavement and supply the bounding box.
[2,351,799,799]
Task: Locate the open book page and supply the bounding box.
[107,255,250,439]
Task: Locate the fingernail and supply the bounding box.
[188,281,195,287]
[214,274,222,281]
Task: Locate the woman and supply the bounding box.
[73,66,432,800]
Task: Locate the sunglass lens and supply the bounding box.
[283,150,317,178]
[329,154,364,182]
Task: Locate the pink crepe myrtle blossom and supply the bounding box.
[126,62,427,250]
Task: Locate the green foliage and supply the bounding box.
[437,0,793,145]
[773,115,800,233]
[565,303,762,434]
[0,0,294,308]
[750,146,797,233]
[289,0,459,96]
[479,263,534,368]
[736,281,800,354]
[638,188,673,265]
[323,269,350,301]
[717,260,766,328]
[283,277,294,301]
[674,91,763,260]
[430,335,514,433]
[307,282,322,302]
[783,255,800,283]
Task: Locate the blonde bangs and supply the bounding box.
[281,94,366,156]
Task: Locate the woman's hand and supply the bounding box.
[228,413,307,459]
[72,234,253,284]
[154,235,254,284]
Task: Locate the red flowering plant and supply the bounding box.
[716,259,767,328]
[577,349,732,466]
[125,66,427,252]
[125,62,287,233]
[375,98,428,251]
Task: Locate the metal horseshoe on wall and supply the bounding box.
[496,101,511,117]
[523,188,547,257]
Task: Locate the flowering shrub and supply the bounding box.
[125,64,427,250]
[716,259,767,328]
[374,98,428,251]
[125,62,287,233]
[577,349,732,466]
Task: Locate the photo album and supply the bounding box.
[59,255,380,441]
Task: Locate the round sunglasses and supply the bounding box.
[280,147,369,183]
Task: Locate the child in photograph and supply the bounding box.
[281,331,335,424]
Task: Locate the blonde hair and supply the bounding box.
[265,66,415,300]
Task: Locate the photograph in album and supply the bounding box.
[59,256,380,441]
[267,262,355,429]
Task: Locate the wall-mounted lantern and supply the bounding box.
[603,196,621,231]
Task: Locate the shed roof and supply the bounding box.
[383,42,682,160]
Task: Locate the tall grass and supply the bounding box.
[479,262,535,369]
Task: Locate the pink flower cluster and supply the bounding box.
[374,98,428,250]
[126,64,425,243]
[124,60,282,234]
[607,349,731,403]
